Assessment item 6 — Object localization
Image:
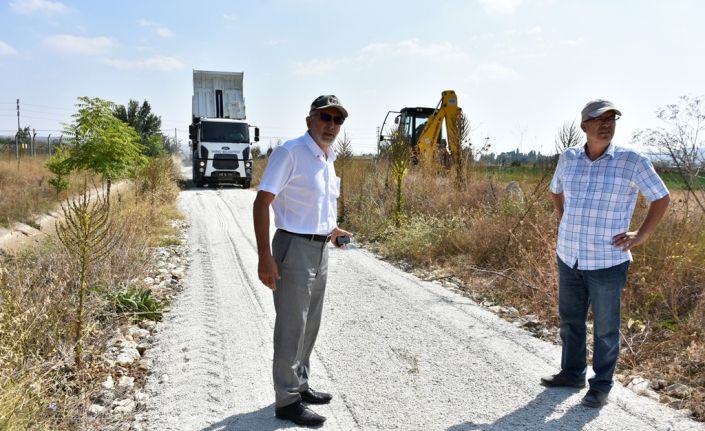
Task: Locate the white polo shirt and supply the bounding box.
[258,132,340,235]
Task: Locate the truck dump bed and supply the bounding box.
[192,70,246,120]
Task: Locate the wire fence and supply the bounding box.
[0,133,73,161]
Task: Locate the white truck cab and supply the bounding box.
[190,70,259,188]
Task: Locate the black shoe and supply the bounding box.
[540,373,586,389]
[275,401,326,427]
[300,388,333,404]
[581,388,609,408]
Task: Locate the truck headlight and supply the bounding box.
[245,161,252,168]
[199,161,206,167]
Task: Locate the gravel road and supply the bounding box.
[141,185,704,431]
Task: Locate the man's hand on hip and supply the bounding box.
[612,231,647,251]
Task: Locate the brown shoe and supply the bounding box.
[540,373,586,389]
[275,401,326,427]
[300,388,333,404]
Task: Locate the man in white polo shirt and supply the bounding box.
[253,95,351,427]
[541,99,670,408]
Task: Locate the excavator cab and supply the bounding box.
[379,107,436,148]
[378,91,460,166]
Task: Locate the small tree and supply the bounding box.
[449,112,471,188]
[555,121,584,154]
[335,131,354,224]
[251,145,262,159]
[64,97,146,205]
[56,185,116,369]
[632,95,705,212]
[387,124,411,226]
[46,146,73,196]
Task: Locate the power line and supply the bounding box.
[22,103,74,112]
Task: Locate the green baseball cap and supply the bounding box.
[310,94,348,118]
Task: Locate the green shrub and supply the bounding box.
[110,285,163,322]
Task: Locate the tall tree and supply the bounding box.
[113,99,166,157]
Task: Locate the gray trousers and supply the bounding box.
[272,230,329,407]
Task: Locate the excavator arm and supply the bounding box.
[416,90,461,165]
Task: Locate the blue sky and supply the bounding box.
[1,0,703,155]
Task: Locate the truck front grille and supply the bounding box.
[213,154,238,170]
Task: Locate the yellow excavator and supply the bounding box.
[378,90,462,165]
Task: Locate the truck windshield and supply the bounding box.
[201,122,250,143]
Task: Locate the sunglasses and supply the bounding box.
[314,112,345,125]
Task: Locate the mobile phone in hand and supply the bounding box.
[335,235,350,247]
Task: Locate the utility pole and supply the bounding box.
[376,126,380,157]
[16,99,20,164]
[48,134,52,156]
[32,128,37,158]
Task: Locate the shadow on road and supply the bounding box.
[447,388,600,431]
[199,404,298,431]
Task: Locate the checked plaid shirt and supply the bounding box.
[550,144,669,270]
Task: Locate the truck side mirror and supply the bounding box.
[188,125,196,141]
[254,127,260,142]
[394,115,401,125]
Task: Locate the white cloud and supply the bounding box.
[156,27,174,38]
[479,0,525,14]
[294,39,471,76]
[9,0,65,14]
[223,13,238,21]
[468,63,519,81]
[0,41,17,55]
[102,56,184,71]
[137,19,174,38]
[42,35,116,55]
[527,26,543,35]
[137,19,157,27]
[293,59,338,76]
[359,39,471,64]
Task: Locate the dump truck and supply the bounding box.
[189,70,259,188]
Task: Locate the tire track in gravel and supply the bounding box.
[143,193,230,430]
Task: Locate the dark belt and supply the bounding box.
[279,229,331,243]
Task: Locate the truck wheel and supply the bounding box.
[192,158,205,188]
[241,179,251,189]
[193,169,205,188]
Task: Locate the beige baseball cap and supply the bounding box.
[581,99,622,122]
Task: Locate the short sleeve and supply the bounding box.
[633,155,669,202]
[549,152,565,194]
[258,146,293,196]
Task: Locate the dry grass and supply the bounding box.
[0,156,181,430]
[0,157,98,228]
[338,157,705,420]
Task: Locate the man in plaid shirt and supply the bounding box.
[541,99,670,408]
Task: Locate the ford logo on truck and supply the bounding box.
[222,146,230,150]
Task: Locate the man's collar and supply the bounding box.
[304,132,337,162]
[581,142,615,160]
